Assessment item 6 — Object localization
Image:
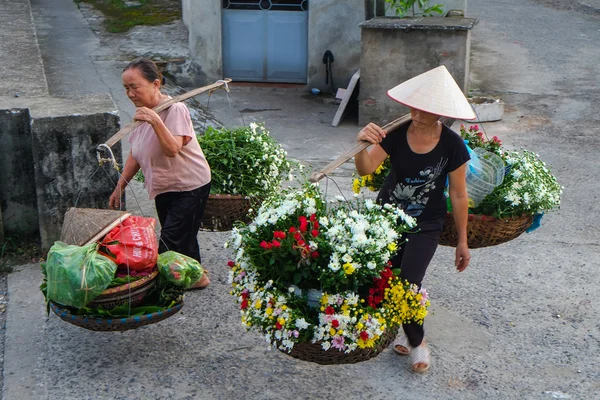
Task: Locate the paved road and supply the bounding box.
[2,0,599,399]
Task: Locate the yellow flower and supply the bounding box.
[329,327,336,336]
[387,242,397,252]
[277,317,286,326]
[281,305,287,311]
[337,329,344,335]
[265,308,273,316]
[343,263,355,275]
[321,294,329,305]
[352,178,361,194]
[341,304,350,315]
[468,198,475,208]
[375,163,384,175]
[356,322,364,330]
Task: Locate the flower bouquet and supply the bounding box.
[227,182,430,364]
[197,122,295,231]
[439,125,563,248]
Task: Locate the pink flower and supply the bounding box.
[332,335,345,350]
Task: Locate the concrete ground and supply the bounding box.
[2,0,599,399]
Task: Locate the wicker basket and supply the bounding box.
[279,325,399,365]
[50,301,184,332]
[87,271,159,310]
[439,213,534,249]
[199,194,252,231]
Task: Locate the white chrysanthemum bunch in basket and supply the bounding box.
[226,182,429,354]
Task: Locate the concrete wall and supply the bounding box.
[307,0,363,92]
[0,108,38,235]
[358,16,477,126]
[0,95,122,251]
[182,0,222,83]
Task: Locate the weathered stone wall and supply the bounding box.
[359,16,477,126]
[0,108,38,235]
[0,96,122,251]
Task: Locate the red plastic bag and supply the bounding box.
[100,216,158,271]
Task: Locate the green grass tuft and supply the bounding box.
[74,0,182,33]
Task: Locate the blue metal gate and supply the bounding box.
[222,0,308,83]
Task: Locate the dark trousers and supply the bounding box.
[391,219,443,347]
[154,182,211,264]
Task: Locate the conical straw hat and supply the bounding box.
[60,207,130,246]
[387,65,476,120]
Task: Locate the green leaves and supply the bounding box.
[385,0,444,17]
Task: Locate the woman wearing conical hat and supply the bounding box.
[354,65,475,373]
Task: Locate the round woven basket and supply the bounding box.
[279,325,399,365]
[50,301,184,332]
[87,271,159,309]
[439,213,534,249]
[199,194,252,231]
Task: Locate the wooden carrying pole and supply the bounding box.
[309,113,412,183]
[103,78,232,148]
[309,114,456,183]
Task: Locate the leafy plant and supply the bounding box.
[385,0,444,17]
[198,123,296,199]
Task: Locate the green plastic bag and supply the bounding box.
[43,242,118,308]
[157,251,204,289]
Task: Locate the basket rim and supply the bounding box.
[447,212,534,222]
[208,193,251,200]
[100,270,159,295]
[50,300,184,328]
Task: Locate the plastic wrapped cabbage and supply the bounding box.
[157,251,204,289]
[42,242,118,308]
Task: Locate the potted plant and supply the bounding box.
[226,182,430,364]
[384,0,444,17]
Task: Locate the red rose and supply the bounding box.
[309,213,316,222]
[273,231,286,240]
[289,226,296,233]
[360,331,369,341]
[260,240,270,249]
[311,251,319,258]
[294,233,302,241]
[241,299,248,309]
[325,306,335,315]
[299,216,308,232]
[311,229,319,238]
[271,240,281,248]
[313,220,319,229]
[276,321,283,330]
[332,320,339,328]
[227,260,235,268]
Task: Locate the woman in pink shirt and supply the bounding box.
[109,58,211,289]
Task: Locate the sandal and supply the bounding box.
[410,341,431,374]
[392,331,411,356]
[187,268,210,290]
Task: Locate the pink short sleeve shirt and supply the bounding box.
[129,102,211,200]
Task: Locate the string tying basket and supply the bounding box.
[439,212,534,249]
